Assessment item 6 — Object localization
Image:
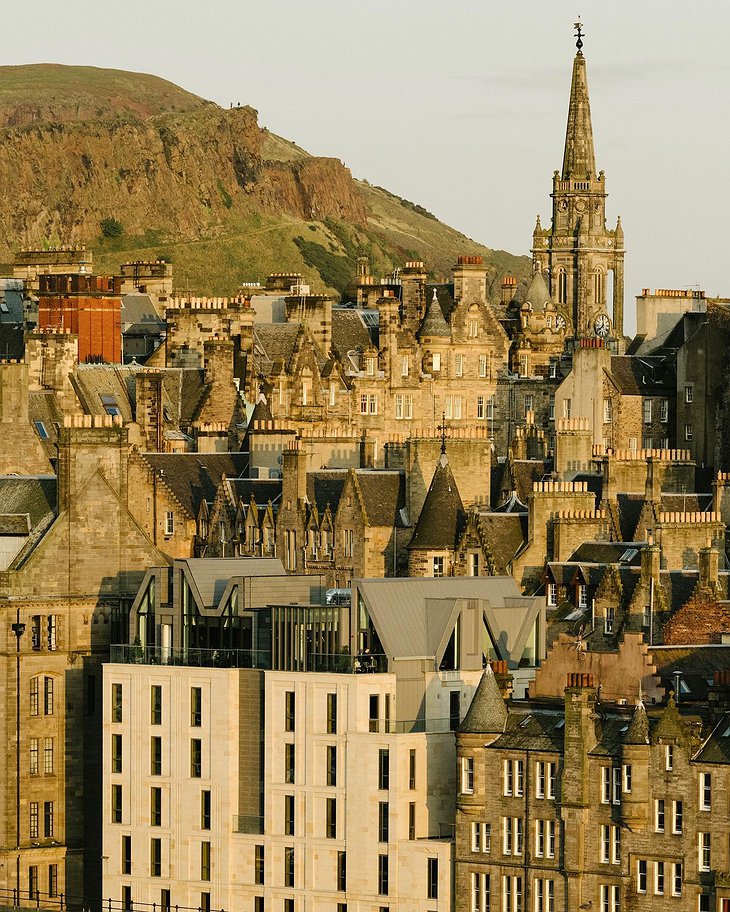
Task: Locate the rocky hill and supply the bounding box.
[0,64,530,298]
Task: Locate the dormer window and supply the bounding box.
[366,357,375,376]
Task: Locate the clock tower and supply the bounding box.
[531,22,625,349]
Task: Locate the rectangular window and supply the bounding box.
[370,694,380,732]
[612,826,620,864]
[612,766,621,804]
[602,767,611,804]
[685,423,693,441]
[378,854,389,896]
[427,857,438,900]
[191,687,202,727]
[699,832,711,871]
[378,748,389,790]
[637,859,647,893]
[666,744,674,770]
[47,615,57,651]
[536,761,545,798]
[112,785,123,824]
[600,825,610,864]
[660,399,669,422]
[699,895,711,912]
[161,890,170,912]
[603,398,612,423]
[201,790,211,830]
[150,838,161,877]
[622,764,632,793]
[401,355,409,378]
[524,394,533,418]
[329,382,337,406]
[32,616,41,650]
[549,395,555,420]
[327,692,337,734]
[327,745,337,787]
[326,797,337,839]
[486,395,494,420]
[30,739,39,776]
[471,873,491,912]
[28,866,39,901]
[165,511,174,536]
[409,749,417,790]
[30,802,39,839]
[547,819,555,859]
[563,398,572,419]
[201,841,211,881]
[685,384,693,403]
[700,772,711,810]
[547,762,556,799]
[378,801,389,843]
[284,794,295,836]
[151,787,162,827]
[151,737,162,776]
[190,739,202,778]
[455,354,463,377]
[48,864,58,898]
[284,691,295,732]
[605,606,615,634]
[285,742,295,784]
[112,733,123,774]
[578,585,588,609]
[254,844,264,885]
[43,738,53,775]
[337,852,347,892]
[112,683,123,722]
[547,583,558,607]
[672,862,682,897]
[462,756,474,794]
[445,395,453,419]
[151,685,162,725]
[43,801,54,838]
[537,819,546,859]
[643,400,652,423]
[409,802,416,841]
[453,395,463,419]
[122,886,132,912]
[479,354,487,378]
[503,759,514,796]
[654,860,664,896]
[673,799,683,834]
[432,555,445,577]
[284,846,294,887]
[44,677,54,715]
[655,798,665,833]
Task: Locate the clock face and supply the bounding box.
[594,314,610,338]
[555,314,566,331]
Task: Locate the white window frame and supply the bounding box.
[699,832,710,872]
[601,767,611,804]
[660,399,669,422]
[455,354,464,378]
[547,762,556,800]
[655,798,665,833]
[685,384,693,404]
[672,862,682,897]
[637,859,647,894]
[478,354,487,378]
[672,799,683,834]
[622,764,632,793]
[547,583,558,608]
[401,355,409,378]
[165,512,174,536]
[700,772,711,811]
[461,757,474,795]
[654,861,664,896]
[432,352,441,372]
[643,399,652,424]
[603,398,612,423]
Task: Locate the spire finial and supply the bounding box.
[574,18,584,55]
[437,411,448,456]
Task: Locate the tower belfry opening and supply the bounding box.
[531,21,626,351]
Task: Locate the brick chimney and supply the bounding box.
[489,659,514,700]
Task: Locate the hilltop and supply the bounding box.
[0,64,530,298]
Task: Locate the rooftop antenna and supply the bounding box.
[574,18,584,55]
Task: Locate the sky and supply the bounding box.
[5,1,730,332]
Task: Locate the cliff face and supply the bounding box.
[0,103,366,252]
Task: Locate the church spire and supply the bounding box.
[561,21,596,181]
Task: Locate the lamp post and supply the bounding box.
[10,609,26,905]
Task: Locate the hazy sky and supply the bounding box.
[5,1,730,330]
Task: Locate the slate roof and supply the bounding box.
[624,700,650,744]
[253,324,302,373]
[425,284,455,321]
[331,310,372,361]
[419,289,450,338]
[694,713,730,765]
[248,393,273,426]
[0,514,31,535]
[493,491,528,514]
[567,542,645,566]
[307,471,348,514]
[224,478,282,509]
[72,365,136,422]
[660,493,713,514]
[28,391,64,459]
[354,471,408,528]
[408,455,466,550]
[459,667,508,734]
[120,293,165,332]
[488,708,566,753]
[650,646,730,690]
[511,460,551,504]
[139,453,248,519]
[609,356,674,396]
[477,512,528,574]
[0,476,57,567]
[616,494,645,541]
[523,269,551,312]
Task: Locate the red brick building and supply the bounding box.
[37,274,122,363]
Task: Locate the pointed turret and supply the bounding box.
[523,266,552,313]
[418,289,450,338]
[459,665,508,734]
[623,699,649,745]
[562,51,596,180]
[408,450,466,552]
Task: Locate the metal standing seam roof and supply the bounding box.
[177,557,286,606]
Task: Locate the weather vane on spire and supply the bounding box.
[437,411,448,456]
[574,18,584,55]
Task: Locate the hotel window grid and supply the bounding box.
[112,785,123,824]
[151,788,162,827]
[150,838,161,877]
[327,745,337,786]
[285,743,295,783]
[43,801,54,838]
[462,756,474,794]
[201,842,211,881]
[30,739,39,775]
[151,685,162,725]
[43,738,53,775]
[337,852,346,892]
[112,683,123,722]
[326,797,337,839]
[599,885,620,912]
[502,817,523,856]
[284,847,294,887]
[502,875,523,912]
[151,737,162,776]
[427,858,438,900]
[254,845,264,885]
[284,794,295,836]
[29,802,39,839]
[48,865,58,898]
[284,691,296,731]
[699,832,711,871]
[327,692,337,733]
[378,801,389,843]
[190,739,202,778]
[112,733,123,773]
[655,798,665,832]
[535,879,554,912]
[673,799,683,833]
[191,687,202,726]
[378,749,389,790]
[201,790,211,830]
[700,772,711,810]
[378,854,389,896]
[471,873,491,912]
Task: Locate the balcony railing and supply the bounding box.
[109,645,271,669]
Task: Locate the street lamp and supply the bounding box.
[11,609,26,904]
